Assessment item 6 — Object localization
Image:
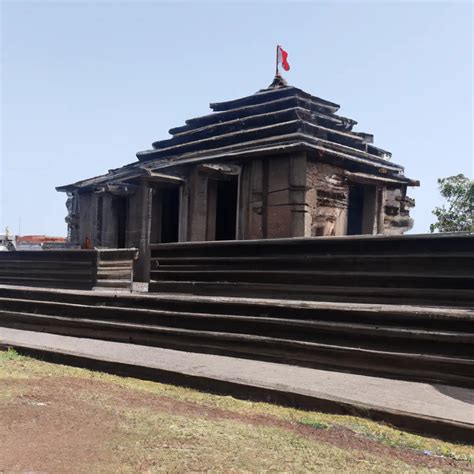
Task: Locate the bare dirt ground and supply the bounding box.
[0,350,472,473]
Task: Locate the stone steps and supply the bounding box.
[0,309,471,388]
[94,279,132,288]
[0,297,471,347]
[0,285,472,387]
[151,254,474,274]
[150,269,473,289]
[0,286,470,327]
[0,276,93,290]
[149,281,474,306]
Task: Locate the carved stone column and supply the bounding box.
[126,180,152,282]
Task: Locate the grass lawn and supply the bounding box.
[0,348,472,473]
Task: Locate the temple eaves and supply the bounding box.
[57,81,420,193]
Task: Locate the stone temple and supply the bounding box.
[57,77,419,278]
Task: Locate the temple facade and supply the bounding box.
[57,78,418,279]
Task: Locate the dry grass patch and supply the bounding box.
[0,351,472,473]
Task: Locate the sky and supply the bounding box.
[1,0,472,236]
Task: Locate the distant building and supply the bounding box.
[57,78,419,279]
[10,235,67,251]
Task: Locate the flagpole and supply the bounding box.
[275,44,279,76]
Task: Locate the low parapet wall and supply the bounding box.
[0,248,138,291]
[149,233,474,305]
[151,232,474,258]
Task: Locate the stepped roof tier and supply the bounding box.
[58,80,418,192]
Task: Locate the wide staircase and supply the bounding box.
[0,234,472,388]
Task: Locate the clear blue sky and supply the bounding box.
[1,1,472,236]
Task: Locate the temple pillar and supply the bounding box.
[178,182,189,242]
[239,154,309,239]
[265,153,308,238]
[289,152,309,237]
[247,159,264,239]
[126,180,152,282]
[100,193,116,247]
[187,168,208,241]
[76,191,100,247]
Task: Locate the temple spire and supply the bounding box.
[268,74,288,89]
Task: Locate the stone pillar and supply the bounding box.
[289,152,308,237]
[126,180,152,282]
[205,179,217,240]
[187,169,208,241]
[238,154,309,239]
[265,153,308,238]
[248,159,264,239]
[65,191,80,246]
[77,191,99,247]
[178,182,189,242]
[149,188,163,244]
[376,187,385,234]
[237,165,250,240]
[100,193,116,247]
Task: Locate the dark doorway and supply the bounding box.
[347,185,364,235]
[347,184,377,235]
[161,187,180,243]
[215,177,238,240]
[114,197,127,248]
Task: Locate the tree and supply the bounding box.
[430,174,473,233]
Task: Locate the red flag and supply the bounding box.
[277,45,290,72]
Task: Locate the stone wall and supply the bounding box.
[306,160,415,237]
[0,248,137,290]
[65,157,415,252]
[383,186,415,235]
[65,191,80,245]
[306,161,349,237]
[239,153,308,239]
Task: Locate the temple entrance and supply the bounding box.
[347,184,376,235]
[161,187,180,243]
[207,176,238,241]
[215,178,238,240]
[151,186,180,243]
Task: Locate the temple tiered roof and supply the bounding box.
[58,80,418,192]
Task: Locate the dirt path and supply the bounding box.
[0,376,470,472]
[0,356,472,472]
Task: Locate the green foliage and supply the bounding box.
[430,174,473,233]
[0,348,20,360]
[298,419,329,430]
